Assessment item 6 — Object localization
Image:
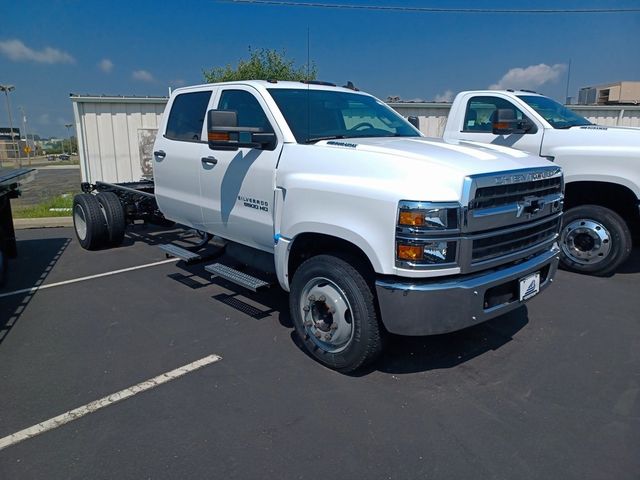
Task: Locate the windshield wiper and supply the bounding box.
[304,135,345,144]
[555,122,592,129]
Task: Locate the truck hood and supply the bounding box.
[543,124,640,151]
[289,136,559,203]
[317,136,554,176]
[540,125,640,196]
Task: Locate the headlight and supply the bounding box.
[398,201,459,231]
[396,240,457,264]
[396,201,460,267]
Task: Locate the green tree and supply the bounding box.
[203,48,316,83]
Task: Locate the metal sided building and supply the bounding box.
[70,94,168,183]
[70,93,638,184]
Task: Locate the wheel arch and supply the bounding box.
[564,181,640,225]
[276,232,379,292]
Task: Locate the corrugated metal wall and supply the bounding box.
[71,96,167,183]
[71,95,639,184]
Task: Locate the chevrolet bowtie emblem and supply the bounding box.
[516,197,545,218]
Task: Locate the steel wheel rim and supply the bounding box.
[561,218,612,265]
[74,204,87,240]
[299,276,355,354]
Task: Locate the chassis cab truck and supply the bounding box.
[73,81,563,372]
[444,90,640,276]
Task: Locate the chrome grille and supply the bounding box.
[472,216,561,263]
[471,177,562,210]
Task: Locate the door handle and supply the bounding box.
[201,156,218,166]
[154,150,166,160]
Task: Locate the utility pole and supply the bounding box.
[19,106,32,166]
[65,123,73,156]
[0,84,20,167]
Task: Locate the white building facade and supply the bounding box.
[71,94,640,183]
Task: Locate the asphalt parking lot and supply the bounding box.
[1,226,639,479]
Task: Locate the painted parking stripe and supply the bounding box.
[0,258,179,299]
[0,354,222,451]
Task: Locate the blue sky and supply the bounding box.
[1,0,639,138]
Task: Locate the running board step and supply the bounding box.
[158,243,202,263]
[205,263,271,292]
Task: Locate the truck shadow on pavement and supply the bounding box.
[0,237,70,346]
[368,306,529,375]
[617,247,640,274]
[170,258,529,376]
[141,227,532,376]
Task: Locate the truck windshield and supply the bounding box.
[517,95,592,129]
[268,88,418,143]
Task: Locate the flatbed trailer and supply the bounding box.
[0,168,36,284]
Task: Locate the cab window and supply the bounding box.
[218,90,274,132]
[165,91,212,142]
[463,96,528,133]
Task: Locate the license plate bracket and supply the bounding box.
[519,272,541,301]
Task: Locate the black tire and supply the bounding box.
[289,254,383,373]
[559,204,632,276]
[96,192,126,246]
[73,194,108,250]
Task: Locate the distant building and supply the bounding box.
[578,81,640,105]
[0,127,23,160]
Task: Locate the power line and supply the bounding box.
[223,0,640,14]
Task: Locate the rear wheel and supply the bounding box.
[560,204,632,276]
[96,192,126,246]
[73,194,108,250]
[290,255,383,373]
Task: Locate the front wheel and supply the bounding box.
[289,255,383,373]
[559,204,632,276]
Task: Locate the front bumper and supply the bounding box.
[375,246,560,336]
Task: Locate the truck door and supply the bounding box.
[153,89,215,229]
[452,95,544,156]
[199,86,283,252]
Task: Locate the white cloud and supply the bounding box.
[170,79,186,87]
[0,39,75,64]
[490,63,567,90]
[98,59,114,73]
[434,90,454,102]
[132,69,154,82]
[37,113,50,125]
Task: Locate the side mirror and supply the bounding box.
[207,110,276,151]
[492,109,534,135]
[407,116,420,130]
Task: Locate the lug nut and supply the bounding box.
[324,334,333,341]
[319,295,326,302]
[303,305,310,312]
[304,321,312,327]
[330,324,338,330]
[308,295,316,302]
[314,331,322,339]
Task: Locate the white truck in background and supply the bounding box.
[441,90,640,276]
[72,80,563,372]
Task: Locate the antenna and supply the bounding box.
[565,59,572,104]
[306,26,310,143]
[307,26,310,81]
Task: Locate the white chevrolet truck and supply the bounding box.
[73,80,563,372]
[443,90,640,276]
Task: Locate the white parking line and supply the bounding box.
[0,354,222,451]
[0,258,179,299]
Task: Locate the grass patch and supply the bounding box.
[13,194,75,219]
